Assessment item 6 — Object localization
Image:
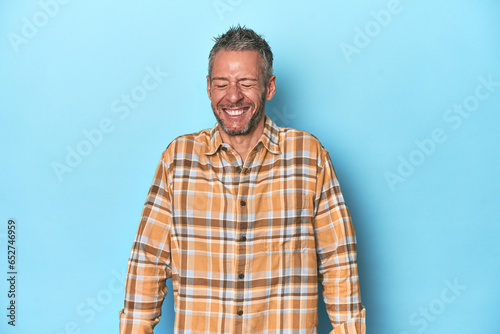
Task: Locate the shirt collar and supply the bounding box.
[205,115,281,155]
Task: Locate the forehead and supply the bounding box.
[211,50,262,77]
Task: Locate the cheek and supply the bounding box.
[210,93,224,106]
[247,92,263,105]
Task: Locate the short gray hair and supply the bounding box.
[208,25,274,81]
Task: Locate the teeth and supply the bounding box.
[225,109,245,116]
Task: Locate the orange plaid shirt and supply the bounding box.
[119,116,366,333]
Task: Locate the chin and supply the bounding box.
[221,123,252,136]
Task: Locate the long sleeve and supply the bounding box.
[314,151,366,334]
[119,153,173,333]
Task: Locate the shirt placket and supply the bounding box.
[220,143,260,334]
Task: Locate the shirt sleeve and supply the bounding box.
[314,151,366,334]
[119,153,173,333]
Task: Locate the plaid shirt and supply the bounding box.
[119,116,366,333]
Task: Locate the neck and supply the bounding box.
[220,118,265,161]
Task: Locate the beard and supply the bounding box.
[212,91,267,136]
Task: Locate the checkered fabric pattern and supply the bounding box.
[119,116,365,333]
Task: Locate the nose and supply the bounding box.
[226,83,244,103]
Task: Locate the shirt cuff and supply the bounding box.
[331,308,366,334]
[119,309,158,334]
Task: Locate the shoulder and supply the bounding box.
[160,128,212,162]
[277,126,331,167]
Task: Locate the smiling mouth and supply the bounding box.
[222,106,250,116]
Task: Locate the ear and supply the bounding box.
[206,75,212,100]
[265,75,276,101]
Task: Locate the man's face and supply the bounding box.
[207,50,276,138]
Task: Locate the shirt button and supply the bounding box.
[238,273,245,279]
[244,169,250,174]
[221,146,227,151]
[240,200,246,206]
[240,236,247,242]
[236,167,242,173]
[237,310,243,316]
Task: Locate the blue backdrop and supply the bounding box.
[1,1,499,333]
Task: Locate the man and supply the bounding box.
[119,25,366,333]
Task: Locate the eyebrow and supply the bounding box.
[211,77,258,82]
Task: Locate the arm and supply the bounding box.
[119,153,173,333]
[314,151,366,334]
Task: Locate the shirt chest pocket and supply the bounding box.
[255,194,315,253]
